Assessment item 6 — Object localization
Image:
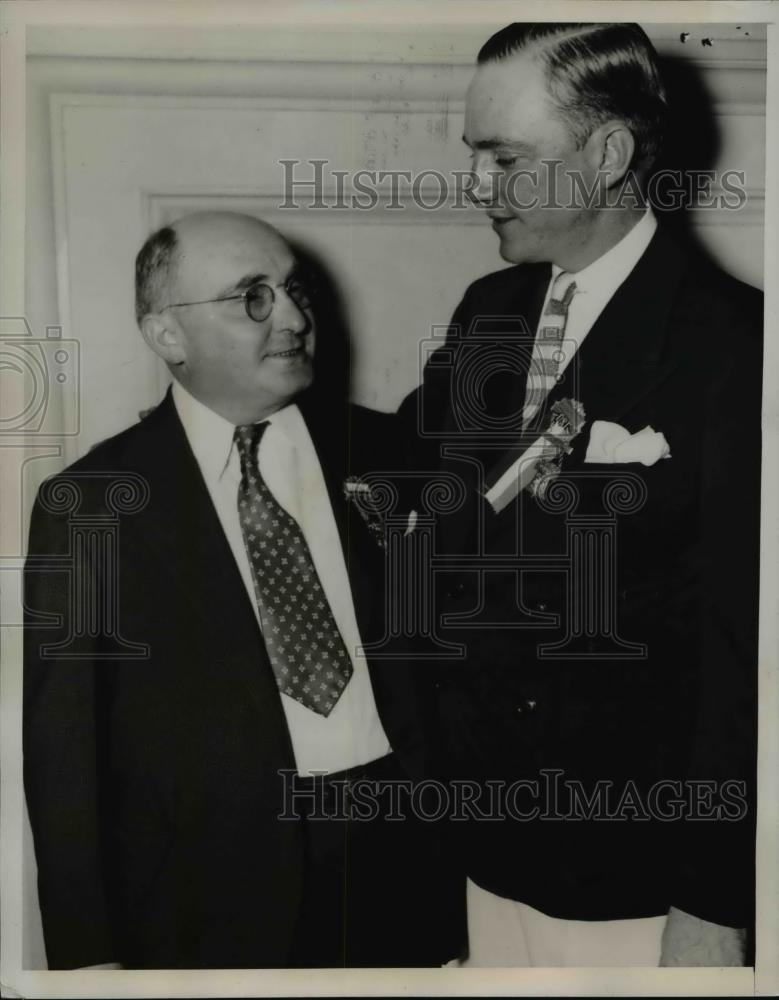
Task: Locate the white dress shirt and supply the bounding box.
[172,380,391,775]
[485,210,657,509]
[535,208,657,379]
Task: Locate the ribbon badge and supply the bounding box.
[486,398,586,513]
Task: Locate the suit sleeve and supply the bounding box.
[672,294,761,929]
[24,490,117,969]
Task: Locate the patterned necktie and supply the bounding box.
[234,422,353,717]
[522,271,577,424]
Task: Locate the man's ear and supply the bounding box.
[140,312,186,366]
[589,121,636,189]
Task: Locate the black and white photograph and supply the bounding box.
[0,1,776,996]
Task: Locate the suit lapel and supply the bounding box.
[438,264,549,551]
[297,394,377,641]
[439,263,549,461]
[545,226,688,442]
[128,392,296,764]
[485,226,689,485]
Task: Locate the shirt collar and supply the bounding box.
[551,208,657,298]
[171,379,302,483]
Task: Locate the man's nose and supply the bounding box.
[471,154,500,204]
[272,288,309,335]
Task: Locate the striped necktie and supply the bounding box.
[522,271,577,425]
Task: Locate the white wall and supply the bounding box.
[25,23,766,462]
[21,21,766,969]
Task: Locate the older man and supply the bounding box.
[24,211,462,969]
[400,23,760,967]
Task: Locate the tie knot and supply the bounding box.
[547,271,577,315]
[234,422,269,474]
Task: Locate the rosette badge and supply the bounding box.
[548,398,586,438]
[485,398,586,514]
[343,476,388,549]
[529,398,587,499]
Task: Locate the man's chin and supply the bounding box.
[495,228,546,266]
[496,237,527,265]
[256,370,314,417]
[286,361,315,393]
[491,221,528,265]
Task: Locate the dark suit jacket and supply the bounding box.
[398,226,761,929]
[23,390,451,969]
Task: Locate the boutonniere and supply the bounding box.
[584,421,671,466]
[343,476,388,549]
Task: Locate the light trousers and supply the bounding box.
[462,878,666,967]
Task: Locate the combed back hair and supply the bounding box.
[135,225,178,325]
[477,22,667,173]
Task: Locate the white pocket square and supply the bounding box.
[585,421,671,466]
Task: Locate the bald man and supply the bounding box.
[23,213,463,970]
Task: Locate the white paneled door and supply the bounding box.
[51,90,503,454]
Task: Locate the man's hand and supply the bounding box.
[659,907,746,966]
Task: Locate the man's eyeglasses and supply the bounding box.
[162,275,314,324]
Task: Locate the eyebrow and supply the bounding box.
[462,135,536,157]
[215,272,269,298]
[216,264,302,299]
